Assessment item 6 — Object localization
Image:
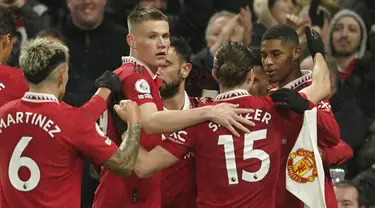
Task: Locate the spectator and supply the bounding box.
[252,0,294,46]
[60,0,129,107]
[187,10,251,97]
[334,180,369,208]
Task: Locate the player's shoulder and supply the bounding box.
[114,56,150,79]
[0,99,21,115]
[188,96,214,108]
[0,65,23,79]
[236,95,273,108]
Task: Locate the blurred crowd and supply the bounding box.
[1,0,375,207]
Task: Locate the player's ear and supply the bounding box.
[181,63,192,79]
[212,69,218,82]
[246,68,255,84]
[1,34,10,50]
[126,34,136,49]
[292,46,301,62]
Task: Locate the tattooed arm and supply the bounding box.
[102,122,141,177]
[102,100,142,177]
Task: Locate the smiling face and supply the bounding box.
[67,0,106,29]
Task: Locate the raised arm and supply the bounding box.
[300,27,331,104]
[80,71,123,120]
[299,53,331,104]
[102,101,141,177]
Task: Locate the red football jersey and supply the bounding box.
[275,70,340,208]
[161,89,305,208]
[94,57,164,208]
[0,92,117,208]
[161,92,201,208]
[0,65,28,107]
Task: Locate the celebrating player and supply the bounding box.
[94,6,254,208]
[0,6,120,121]
[157,36,204,208]
[0,38,141,208]
[260,24,352,208]
[120,41,340,208]
[0,6,28,106]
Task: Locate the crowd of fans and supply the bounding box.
[1,0,375,207]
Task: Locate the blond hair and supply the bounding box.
[19,38,68,83]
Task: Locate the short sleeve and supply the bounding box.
[70,113,118,165]
[160,126,198,160]
[122,72,155,106]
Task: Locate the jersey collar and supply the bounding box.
[121,56,157,79]
[163,91,191,110]
[215,89,251,101]
[282,70,312,90]
[22,92,59,104]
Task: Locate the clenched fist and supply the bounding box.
[114,100,141,124]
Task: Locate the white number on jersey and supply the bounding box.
[218,129,270,185]
[8,136,41,192]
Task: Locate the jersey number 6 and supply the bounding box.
[218,129,270,185]
[9,136,41,192]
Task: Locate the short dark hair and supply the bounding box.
[37,28,65,44]
[261,24,299,45]
[0,6,17,37]
[249,46,262,67]
[127,6,168,29]
[335,180,369,207]
[213,42,254,88]
[170,36,192,63]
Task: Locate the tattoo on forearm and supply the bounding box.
[103,122,141,176]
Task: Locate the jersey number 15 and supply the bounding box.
[218,129,270,185]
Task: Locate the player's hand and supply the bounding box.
[95,71,122,94]
[114,100,141,124]
[210,103,255,137]
[271,88,309,114]
[309,0,325,28]
[305,26,325,59]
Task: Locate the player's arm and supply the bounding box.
[79,88,110,121]
[299,53,331,105]
[102,122,141,177]
[101,101,142,177]
[121,73,254,137]
[320,139,353,166]
[80,71,123,120]
[134,146,180,178]
[139,102,253,137]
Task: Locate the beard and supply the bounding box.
[160,79,181,99]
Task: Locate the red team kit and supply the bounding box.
[0,60,347,207]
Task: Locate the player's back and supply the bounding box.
[0,93,89,208]
[0,65,28,107]
[193,90,284,208]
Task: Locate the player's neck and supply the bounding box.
[129,51,158,75]
[28,86,59,99]
[163,87,186,110]
[219,85,248,94]
[278,67,303,88]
